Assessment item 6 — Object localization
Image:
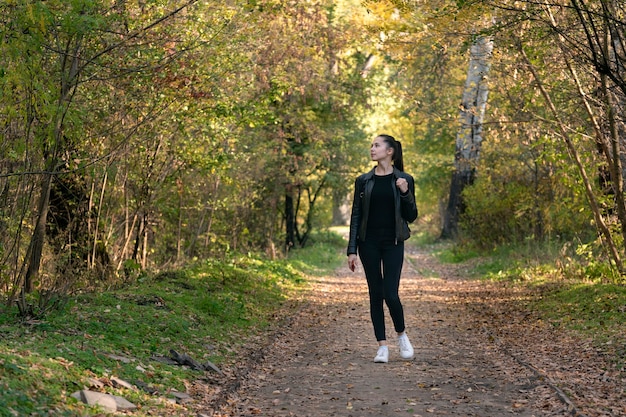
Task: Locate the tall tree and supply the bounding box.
[238,0,372,251]
[0,0,201,313]
[441,35,493,238]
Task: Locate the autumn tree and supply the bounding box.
[0,0,203,314]
[357,0,491,233]
[231,0,373,252]
[0,0,380,317]
[441,35,493,238]
[454,0,626,274]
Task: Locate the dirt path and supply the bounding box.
[197,246,624,417]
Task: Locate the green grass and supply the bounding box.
[0,236,344,416]
[433,241,480,265]
[533,283,626,337]
[532,281,626,370]
[288,229,346,276]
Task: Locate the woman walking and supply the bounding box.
[347,134,418,363]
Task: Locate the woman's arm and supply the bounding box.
[346,177,362,256]
[400,175,418,223]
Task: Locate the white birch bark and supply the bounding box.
[456,35,493,173]
[442,35,493,238]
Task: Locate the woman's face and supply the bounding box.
[370,137,393,162]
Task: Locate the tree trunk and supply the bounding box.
[441,35,493,239]
[176,177,183,263]
[298,177,326,248]
[90,170,108,268]
[285,185,295,252]
[23,172,54,293]
[331,189,350,226]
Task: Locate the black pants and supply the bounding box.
[358,237,406,341]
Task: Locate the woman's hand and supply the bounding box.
[348,254,358,272]
[396,177,408,194]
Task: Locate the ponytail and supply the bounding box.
[378,134,404,172]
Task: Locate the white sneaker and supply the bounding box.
[397,333,414,360]
[374,346,389,363]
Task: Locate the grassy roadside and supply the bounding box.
[433,239,626,369]
[0,232,345,416]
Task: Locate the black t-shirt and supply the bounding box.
[366,174,395,239]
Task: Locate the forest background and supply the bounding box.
[2,0,626,415]
[2,0,626,330]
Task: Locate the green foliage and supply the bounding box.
[459,132,595,249]
[0,0,376,305]
[461,179,532,247]
[555,240,622,284]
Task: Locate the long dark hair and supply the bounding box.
[378,134,404,172]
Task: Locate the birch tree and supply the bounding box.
[441,35,493,238]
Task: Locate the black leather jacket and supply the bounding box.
[347,167,418,255]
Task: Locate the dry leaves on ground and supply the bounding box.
[191,247,625,417]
